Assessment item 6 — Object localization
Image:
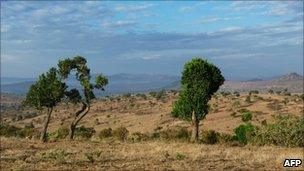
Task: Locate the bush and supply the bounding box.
[128,132,150,142]
[150,90,166,100]
[113,127,129,141]
[245,95,251,103]
[200,130,219,144]
[50,126,69,140]
[98,128,112,139]
[75,126,95,139]
[234,123,255,144]
[251,115,304,147]
[218,133,234,143]
[233,91,240,97]
[0,123,35,138]
[241,111,253,122]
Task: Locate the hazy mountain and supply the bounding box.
[0,73,179,95]
[163,72,304,93]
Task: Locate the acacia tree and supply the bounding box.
[58,56,108,140]
[24,68,66,142]
[172,58,224,142]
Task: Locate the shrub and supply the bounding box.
[251,115,304,147]
[128,132,150,142]
[268,89,274,94]
[300,94,304,101]
[0,123,35,138]
[245,95,251,103]
[75,126,95,140]
[233,91,240,97]
[50,126,69,140]
[234,123,255,144]
[98,128,112,139]
[123,93,131,98]
[241,111,253,122]
[150,90,166,100]
[113,127,129,141]
[200,130,219,144]
[40,149,68,162]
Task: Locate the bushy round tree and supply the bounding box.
[172,58,224,142]
[58,56,108,140]
[24,68,66,142]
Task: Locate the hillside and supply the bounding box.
[2,92,303,134]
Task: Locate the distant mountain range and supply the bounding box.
[1,73,180,96]
[1,72,303,95]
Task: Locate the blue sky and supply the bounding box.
[1,1,303,80]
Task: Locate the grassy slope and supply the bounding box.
[1,137,303,170]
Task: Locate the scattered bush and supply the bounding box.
[128,132,150,142]
[268,89,274,94]
[234,123,255,144]
[98,128,112,140]
[251,115,304,147]
[241,111,253,122]
[75,126,95,140]
[113,127,129,141]
[0,123,35,138]
[40,149,68,162]
[150,90,166,100]
[200,130,219,144]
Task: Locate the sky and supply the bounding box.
[1,1,303,80]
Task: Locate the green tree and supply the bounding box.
[172,58,224,142]
[24,68,66,142]
[58,56,108,140]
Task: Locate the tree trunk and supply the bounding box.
[190,110,199,143]
[40,107,53,142]
[68,103,90,140]
[68,122,76,140]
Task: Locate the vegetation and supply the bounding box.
[252,115,304,147]
[172,58,224,142]
[23,68,66,142]
[58,56,108,140]
[241,111,253,122]
[234,123,255,144]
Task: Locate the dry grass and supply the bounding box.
[1,137,303,170]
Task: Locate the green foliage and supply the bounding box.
[234,123,255,144]
[24,67,66,109]
[98,128,112,139]
[200,130,219,144]
[75,126,95,139]
[251,115,304,147]
[241,111,253,122]
[113,127,129,141]
[58,56,108,104]
[172,58,225,121]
